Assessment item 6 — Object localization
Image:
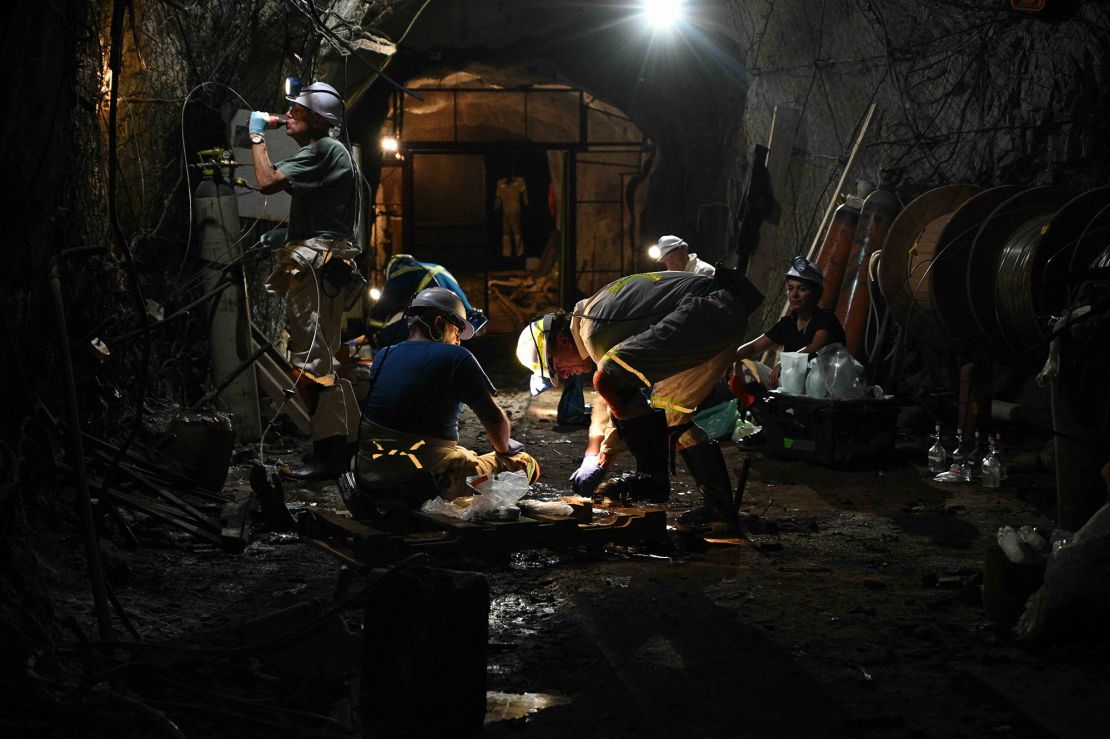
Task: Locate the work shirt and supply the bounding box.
[276,136,355,241]
[766,308,846,353]
[362,341,495,442]
[368,261,475,348]
[571,271,750,388]
[683,253,716,277]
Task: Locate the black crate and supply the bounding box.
[755,393,899,466]
[361,567,489,736]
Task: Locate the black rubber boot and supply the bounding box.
[595,410,670,503]
[676,441,737,534]
[280,435,349,482]
[250,463,296,532]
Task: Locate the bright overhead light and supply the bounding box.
[381,136,399,153]
[369,286,382,302]
[647,244,662,260]
[643,0,683,29]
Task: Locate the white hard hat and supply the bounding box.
[785,255,825,287]
[406,287,475,340]
[516,315,562,394]
[655,235,689,258]
[286,81,344,126]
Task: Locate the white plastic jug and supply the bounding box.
[805,357,828,398]
[779,351,808,395]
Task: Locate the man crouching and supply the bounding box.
[354,288,538,510]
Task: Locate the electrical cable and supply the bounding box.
[173,80,256,283]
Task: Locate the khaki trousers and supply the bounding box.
[357,421,538,500]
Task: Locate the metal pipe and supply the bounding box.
[50,261,113,640]
[190,341,273,410]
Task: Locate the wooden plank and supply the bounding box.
[104,488,222,544]
[113,460,221,526]
[253,341,313,435]
[805,103,878,262]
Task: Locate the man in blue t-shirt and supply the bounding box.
[250,80,362,481]
[356,288,537,502]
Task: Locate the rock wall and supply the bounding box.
[720,0,1110,332]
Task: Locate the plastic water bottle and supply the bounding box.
[927,424,947,474]
[982,436,1001,489]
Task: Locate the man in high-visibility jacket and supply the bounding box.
[518,266,763,533]
[367,254,487,349]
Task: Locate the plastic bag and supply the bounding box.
[1016,502,1110,640]
[997,525,1046,564]
[732,418,762,442]
[420,470,531,522]
[693,399,738,440]
[805,357,828,399]
[517,499,574,517]
[822,344,865,400]
[778,351,808,395]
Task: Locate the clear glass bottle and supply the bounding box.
[951,429,966,479]
[995,432,1008,480]
[981,435,1001,489]
[927,423,947,474]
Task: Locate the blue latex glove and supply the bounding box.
[249,111,272,135]
[569,454,606,495]
[498,438,526,456]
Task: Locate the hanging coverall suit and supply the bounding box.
[494,176,528,257]
[570,269,763,528]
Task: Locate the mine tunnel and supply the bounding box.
[4,0,1110,737]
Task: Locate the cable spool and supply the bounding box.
[1038,187,1110,315]
[1069,201,1110,306]
[991,188,1110,367]
[994,215,1053,365]
[966,187,1073,367]
[930,186,1022,351]
[876,184,982,350]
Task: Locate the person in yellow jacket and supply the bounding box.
[518,267,763,533]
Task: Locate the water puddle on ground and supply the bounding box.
[485,691,572,724]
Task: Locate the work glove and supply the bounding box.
[249,111,272,135]
[529,374,553,397]
[498,438,526,456]
[569,454,606,495]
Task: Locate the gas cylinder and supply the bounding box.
[193,158,262,440]
[816,180,871,311]
[836,171,901,361]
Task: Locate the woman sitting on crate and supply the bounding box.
[730,256,846,405]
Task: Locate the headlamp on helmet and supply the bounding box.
[283,77,344,126]
[785,255,825,287]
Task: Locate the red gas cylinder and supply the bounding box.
[836,171,901,361]
[816,182,870,311]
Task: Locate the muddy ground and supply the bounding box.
[24,340,1109,738]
